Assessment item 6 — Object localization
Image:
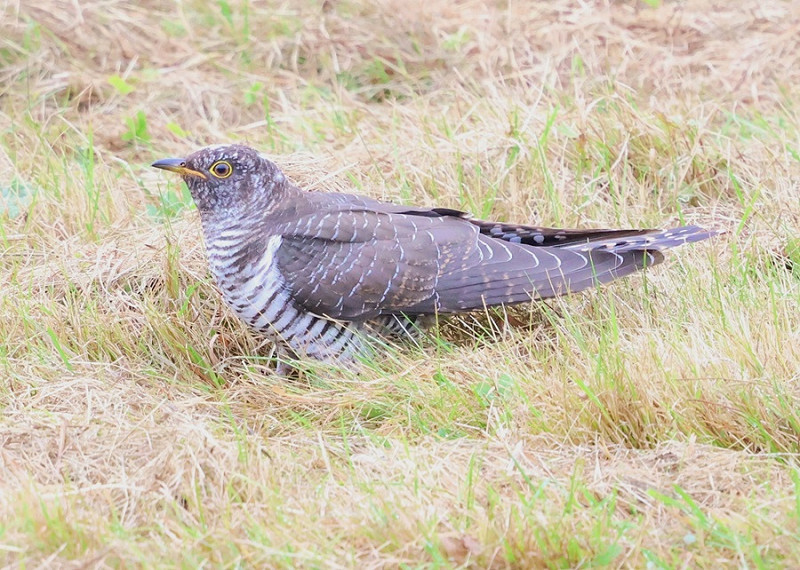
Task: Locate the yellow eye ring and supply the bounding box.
[210,160,233,179]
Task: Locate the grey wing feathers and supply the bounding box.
[275,209,462,320]
[274,196,716,320]
[406,235,662,313]
[420,224,715,312]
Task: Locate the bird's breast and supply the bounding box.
[202,230,372,361]
[206,234,291,331]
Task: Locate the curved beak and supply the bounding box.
[151,157,207,180]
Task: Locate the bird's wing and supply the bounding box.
[414,234,662,313]
[273,206,694,320]
[274,209,470,320]
[414,223,714,312]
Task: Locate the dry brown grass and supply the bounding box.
[2,0,800,567]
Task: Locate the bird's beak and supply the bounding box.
[151,157,207,180]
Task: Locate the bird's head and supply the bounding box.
[151,144,287,216]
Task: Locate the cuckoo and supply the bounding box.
[152,144,716,364]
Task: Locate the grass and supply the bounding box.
[1,0,800,567]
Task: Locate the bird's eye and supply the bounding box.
[210,161,232,179]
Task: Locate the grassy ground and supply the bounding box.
[2,0,800,567]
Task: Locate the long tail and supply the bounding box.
[559,225,719,255]
[467,217,718,253]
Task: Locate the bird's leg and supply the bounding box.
[273,345,301,377]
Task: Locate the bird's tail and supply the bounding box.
[467,217,718,254]
[560,225,719,256]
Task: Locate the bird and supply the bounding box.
[152,144,717,366]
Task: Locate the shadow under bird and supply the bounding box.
[152,144,717,366]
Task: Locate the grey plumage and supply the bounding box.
[152,144,717,364]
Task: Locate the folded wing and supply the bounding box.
[274,203,714,320]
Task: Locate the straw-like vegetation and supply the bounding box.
[1,0,799,567]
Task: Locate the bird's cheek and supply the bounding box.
[187,182,213,210]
